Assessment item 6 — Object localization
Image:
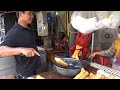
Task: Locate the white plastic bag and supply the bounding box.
[106,11,120,29]
[71,11,120,35]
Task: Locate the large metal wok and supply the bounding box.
[52,57,90,77]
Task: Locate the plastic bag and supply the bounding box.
[71,11,120,35]
[106,11,120,29]
[71,16,105,34]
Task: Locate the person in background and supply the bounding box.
[89,26,120,70]
[0,11,41,79]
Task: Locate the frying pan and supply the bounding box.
[51,58,90,77]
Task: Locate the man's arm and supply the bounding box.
[0,46,40,57]
[89,42,116,58]
[99,43,116,57]
[0,46,21,57]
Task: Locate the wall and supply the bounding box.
[4,12,17,34]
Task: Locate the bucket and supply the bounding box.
[0,56,16,77]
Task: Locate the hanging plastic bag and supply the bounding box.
[104,11,120,29]
[71,16,105,34]
[71,11,120,35]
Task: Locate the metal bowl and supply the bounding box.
[52,58,89,77]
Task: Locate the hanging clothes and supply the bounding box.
[69,32,92,60]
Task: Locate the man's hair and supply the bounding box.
[16,11,25,19]
[118,26,120,28]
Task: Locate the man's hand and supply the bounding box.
[19,48,40,57]
[88,52,98,59]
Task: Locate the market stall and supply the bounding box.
[1,11,120,79]
[28,57,120,79]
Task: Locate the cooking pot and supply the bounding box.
[52,58,90,77]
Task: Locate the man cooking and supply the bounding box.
[0,11,41,79]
